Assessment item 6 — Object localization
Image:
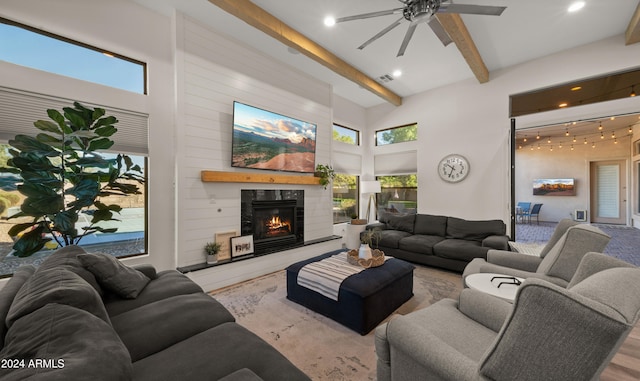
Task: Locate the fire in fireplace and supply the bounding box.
[241,190,304,254]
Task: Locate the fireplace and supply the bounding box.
[241,190,304,254]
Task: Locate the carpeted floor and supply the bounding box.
[209,264,462,381]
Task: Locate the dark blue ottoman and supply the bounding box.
[286,250,415,335]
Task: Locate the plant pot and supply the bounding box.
[206,253,218,264]
[358,244,372,260]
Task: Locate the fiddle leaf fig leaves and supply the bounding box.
[0,102,145,257]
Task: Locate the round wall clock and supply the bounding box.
[438,154,470,183]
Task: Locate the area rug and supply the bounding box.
[209,263,463,381]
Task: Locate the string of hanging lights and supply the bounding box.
[516,114,639,152]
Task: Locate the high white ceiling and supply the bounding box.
[133,0,639,108]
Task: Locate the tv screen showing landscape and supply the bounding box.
[232,101,317,173]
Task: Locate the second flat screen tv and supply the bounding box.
[231,101,317,173]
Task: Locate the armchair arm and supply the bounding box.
[385,316,482,381]
[458,289,512,332]
[486,249,542,272]
[482,235,509,250]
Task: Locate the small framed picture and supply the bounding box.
[231,235,254,258]
[215,230,238,261]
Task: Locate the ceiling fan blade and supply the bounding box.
[336,8,404,23]
[427,17,453,46]
[397,22,418,57]
[358,17,404,50]
[438,4,506,16]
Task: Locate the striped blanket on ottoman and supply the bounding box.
[296,252,366,301]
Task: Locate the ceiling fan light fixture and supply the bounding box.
[323,16,336,27]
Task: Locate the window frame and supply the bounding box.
[0,16,147,95]
[332,174,360,224]
[375,123,418,146]
[333,123,360,146]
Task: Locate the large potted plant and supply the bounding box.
[0,102,145,257]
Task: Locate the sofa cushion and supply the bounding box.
[433,239,489,262]
[383,213,416,233]
[111,293,235,362]
[0,265,35,348]
[398,234,445,255]
[375,230,413,249]
[104,270,204,317]
[0,303,132,381]
[78,252,150,299]
[37,245,103,295]
[446,217,506,242]
[6,267,109,328]
[132,322,310,381]
[413,214,448,237]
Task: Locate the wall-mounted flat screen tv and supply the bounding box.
[231,101,317,173]
[533,178,576,196]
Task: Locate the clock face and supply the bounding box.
[438,154,469,183]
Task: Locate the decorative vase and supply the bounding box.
[206,253,218,264]
[358,244,372,260]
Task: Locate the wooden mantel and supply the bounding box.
[201,170,321,185]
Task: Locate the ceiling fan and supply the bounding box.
[333,0,506,57]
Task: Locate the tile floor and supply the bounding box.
[514,221,640,266]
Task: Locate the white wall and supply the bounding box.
[366,34,640,235]
[515,136,631,222]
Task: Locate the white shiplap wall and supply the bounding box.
[175,14,338,284]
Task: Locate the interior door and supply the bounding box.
[590,160,626,224]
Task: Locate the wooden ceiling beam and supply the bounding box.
[207,0,402,106]
[436,13,490,83]
[626,1,640,45]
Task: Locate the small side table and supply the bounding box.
[465,273,524,302]
[346,223,367,250]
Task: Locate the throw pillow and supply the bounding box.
[78,253,150,299]
[385,214,415,233]
[6,267,110,327]
[37,245,104,295]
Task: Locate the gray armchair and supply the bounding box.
[462,221,610,287]
[375,252,640,381]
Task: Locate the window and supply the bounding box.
[333,124,359,145]
[0,17,146,94]
[375,124,417,146]
[0,144,147,277]
[376,175,418,215]
[332,174,359,224]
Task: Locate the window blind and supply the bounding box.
[332,151,362,174]
[0,86,148,155]
[374,150,417,175]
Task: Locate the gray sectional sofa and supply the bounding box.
[0,246,310,381]
[366,213,509,272]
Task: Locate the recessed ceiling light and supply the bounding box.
[559,102,568,108]
[392,70,402,77]
[324,16,336,27]
[571,86,582,91]
[568,1,585,13]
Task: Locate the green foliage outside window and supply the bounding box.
[333,174,358,224]
[376,124,417,146]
